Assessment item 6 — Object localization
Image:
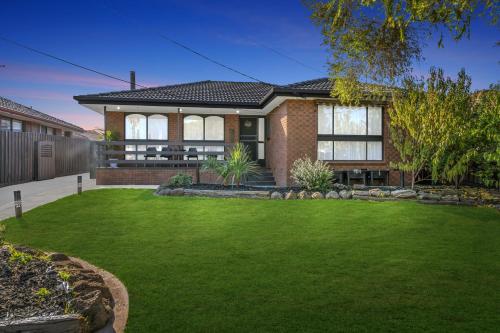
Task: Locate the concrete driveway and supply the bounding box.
[0,173,156,220]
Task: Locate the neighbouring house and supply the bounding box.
[74,75,409,187]
[0,96,84,136]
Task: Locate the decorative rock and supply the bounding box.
[339,190,352,199]
[284,191,297,200]
[311,192,324,199]
[156,188,171,196]
[169,188,184,196]
[270,191,283,199]
[332,183,348,191]
[417,192,441,200]
[442,194,459,201]
[352,190,370,197]
[353,184,369,190]
[369,188,391,197]
[391,189,417,199]
[49,253,70,262]
[325,191,340,199]
[298,191,311,200]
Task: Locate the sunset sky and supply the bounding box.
[1,0,498,130]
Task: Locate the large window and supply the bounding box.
[183,115,224,141]
[125,114,168,160]
[183,115,224,160]
[317,105,383,161]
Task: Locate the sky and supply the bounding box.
[0,0,498,130]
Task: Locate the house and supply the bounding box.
[0,96,84,136]
[74,76,408,187]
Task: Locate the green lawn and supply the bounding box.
[3,189,500,332]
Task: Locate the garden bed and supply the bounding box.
[0,244,117,332]
[155,183,500,208]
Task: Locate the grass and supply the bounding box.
[3,189,500,332]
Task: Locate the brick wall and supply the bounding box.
[96,168,220,185]
[265,100,408,186]
[266,102,288,186]
[168,113,182,142]
[105,112,125,139]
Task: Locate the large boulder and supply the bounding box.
[298,191,311,200]
[156,188,172,196]
[284,191,297,200]
[270,191,283,200]
[311,192,324,199]
[170,188,184,196]
[339,190,352,199]
[72,289,112,332]
[353,184,369,190]
[417,192,441,201]
[352,190,370,197]
[332,183,348,191]
[369,188,391,197]
[442,194,459,202]
[392,189,417,199]
[325,191,340,199]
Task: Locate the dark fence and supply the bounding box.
[0,132,90,187]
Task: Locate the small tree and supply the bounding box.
[471,87,500,188]
[389,77,435,188]
[290,156,333,192]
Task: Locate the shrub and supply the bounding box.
[168,173,192,187]
[202,143,259,186]
[35,288,51,301]
[290,156,333,192]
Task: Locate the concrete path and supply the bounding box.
[0,173,156,220]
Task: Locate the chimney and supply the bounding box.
[130,70,136,90]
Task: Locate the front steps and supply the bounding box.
[244,167,276,187]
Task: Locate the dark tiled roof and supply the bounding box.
[75,80,277,106]
[0,96,84,132]
[284,78,333,90]
[74,77,391,107]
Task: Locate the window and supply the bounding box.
[258,118,265,160]
[317,141,333,160]
[334,106,366,135]
[12,120,22,132]
[147,115,168,140]
[204,116,224,141]
[47,127,54,135]
[0,118,10,131]
[317,105,383,161]
[183,115,204,140]
[40,125,47,134]
[125,114,147,139]
[367,107,382,135]
[318,105,333,134]
[334,141,366,160]
[183,115,224,141]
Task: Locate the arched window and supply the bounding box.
[125,114,146,139]
[183,115,204,140]
[148,114,168,140]
[204,116,224,141]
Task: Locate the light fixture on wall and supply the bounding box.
[236,110,240,114]
[117,106,120,110]
[178,108,183,113]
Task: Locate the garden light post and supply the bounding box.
[13,190,22,219]
[77,175,82,195]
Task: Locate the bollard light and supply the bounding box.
[14,190,22,219]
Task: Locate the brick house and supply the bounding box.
[0,96,84,136]
[74,77,407,186]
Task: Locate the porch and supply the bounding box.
[94,140,275,186]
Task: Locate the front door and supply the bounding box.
[239,117,258,161]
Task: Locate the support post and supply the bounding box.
[14,190,22,219]
[77,176,82,195]
[400,171,405,187]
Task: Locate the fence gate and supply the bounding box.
[36,141,56,180]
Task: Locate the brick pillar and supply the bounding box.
[105,112,124,139]
[224,114,239,144]
[168,113,183,142]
